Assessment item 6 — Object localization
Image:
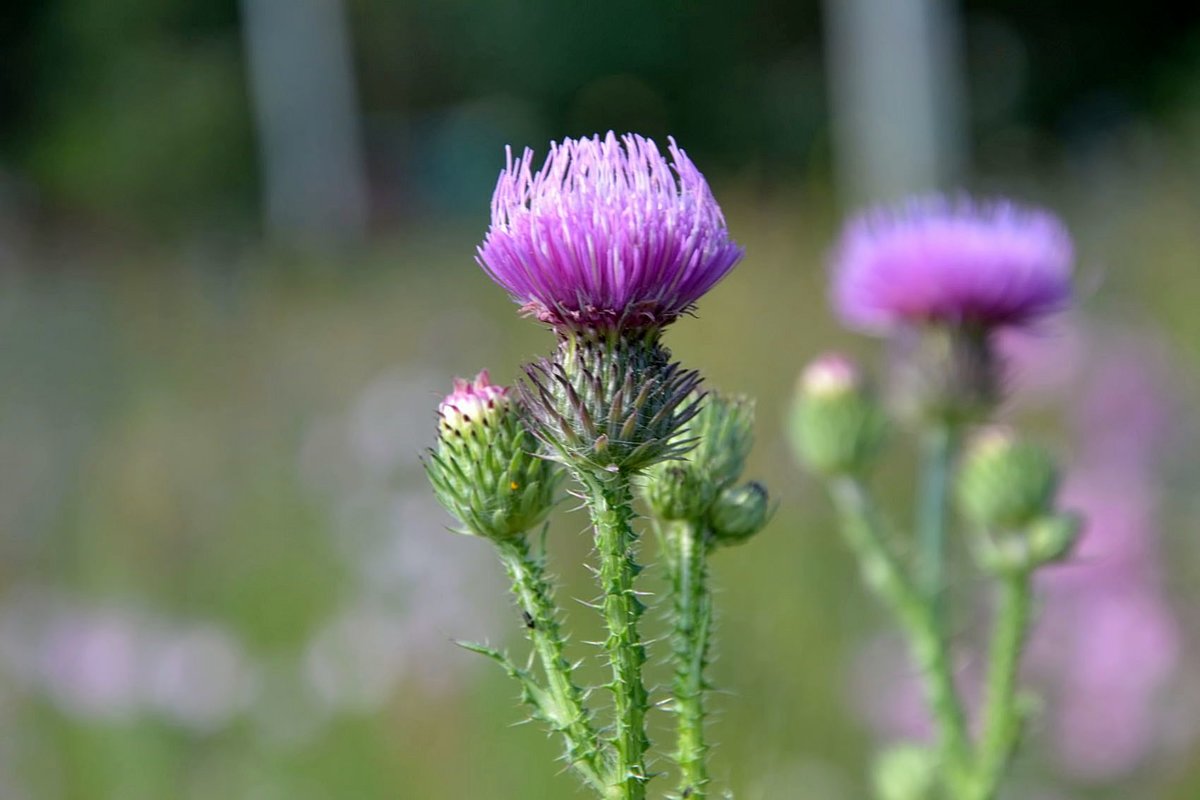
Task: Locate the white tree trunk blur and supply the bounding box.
[824,0,968,205]
[241,0,368,246]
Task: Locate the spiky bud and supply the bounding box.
[642,464,716,521]
[425,371,560,541]
[957,427,1058,530]
[688,391,756,490]
[789,354,887,476]
[708,482,770,545]
[640,391,757,522]
[519,331,702,476]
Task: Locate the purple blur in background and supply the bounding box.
[831,197,1074,334]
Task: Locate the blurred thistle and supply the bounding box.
[789,354,888,477]
[425,371,559,541]
[799,195,1084,800]
[831,196,1074,422]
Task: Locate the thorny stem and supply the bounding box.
[829,477,974,795]
[580,470,650,800]
[495,536,607,792]
[972,570,1033,800]
[666,519,712,799]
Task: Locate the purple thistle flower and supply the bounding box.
[832,196,1074,334]
[477,131,744,332]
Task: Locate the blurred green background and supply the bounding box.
[1,1,1199,798]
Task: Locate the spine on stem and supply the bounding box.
[496,537,607,790]
[668,519,712,798]
[584,471,651,800]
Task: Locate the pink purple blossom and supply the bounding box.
[477,132,744,332]
[831,197,1074,333]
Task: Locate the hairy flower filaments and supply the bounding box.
[477,131,744,334]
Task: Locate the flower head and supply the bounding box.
[477,132,744,333]
[832,196,1074,334]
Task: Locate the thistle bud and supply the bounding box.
[425,371,560,541]
[639,391,756,521]
[641,464,716,521]
[519,333,701,475]
[1025,511,1082,565]
[975,511,1083,575]
[708,482,770,545]
[957,427,1058,530]
[689,392,756,490]
[872,746,937,800]
[789,354,887,476]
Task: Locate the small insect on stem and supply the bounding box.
[522,610,536,629]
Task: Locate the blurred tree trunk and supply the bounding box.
[824,0,969,205]
[240,0,368,247]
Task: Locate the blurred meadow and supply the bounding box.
[2,1,1200,798]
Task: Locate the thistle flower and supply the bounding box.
[832,197,1074,335]
[425,371,559,540]
[477,131,744,334]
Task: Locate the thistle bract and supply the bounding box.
[426,371,560,540]
[477,131,744,334]
[520,334,702,475]
[832,196,1073,334]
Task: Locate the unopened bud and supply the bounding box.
[957,427,1057,530]
[425,371,560,541]
[689,392,756,490]
[789,354,887,476]
[1025,511,1082,565]
[708,482,770,545]
[642,463,717,521]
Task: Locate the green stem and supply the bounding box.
[972,571,1033,800]
[581,471,650,800]
[916,425,959,616]
[829,478,974,794]
[495,537,607,792]
[667,519,712,799]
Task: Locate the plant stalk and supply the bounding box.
[496,537,607,792]
[582,471,650,800]
[972,570,1033,800]
[916,424,959,616]
[667,518,712,798]
[830,477,974,794]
